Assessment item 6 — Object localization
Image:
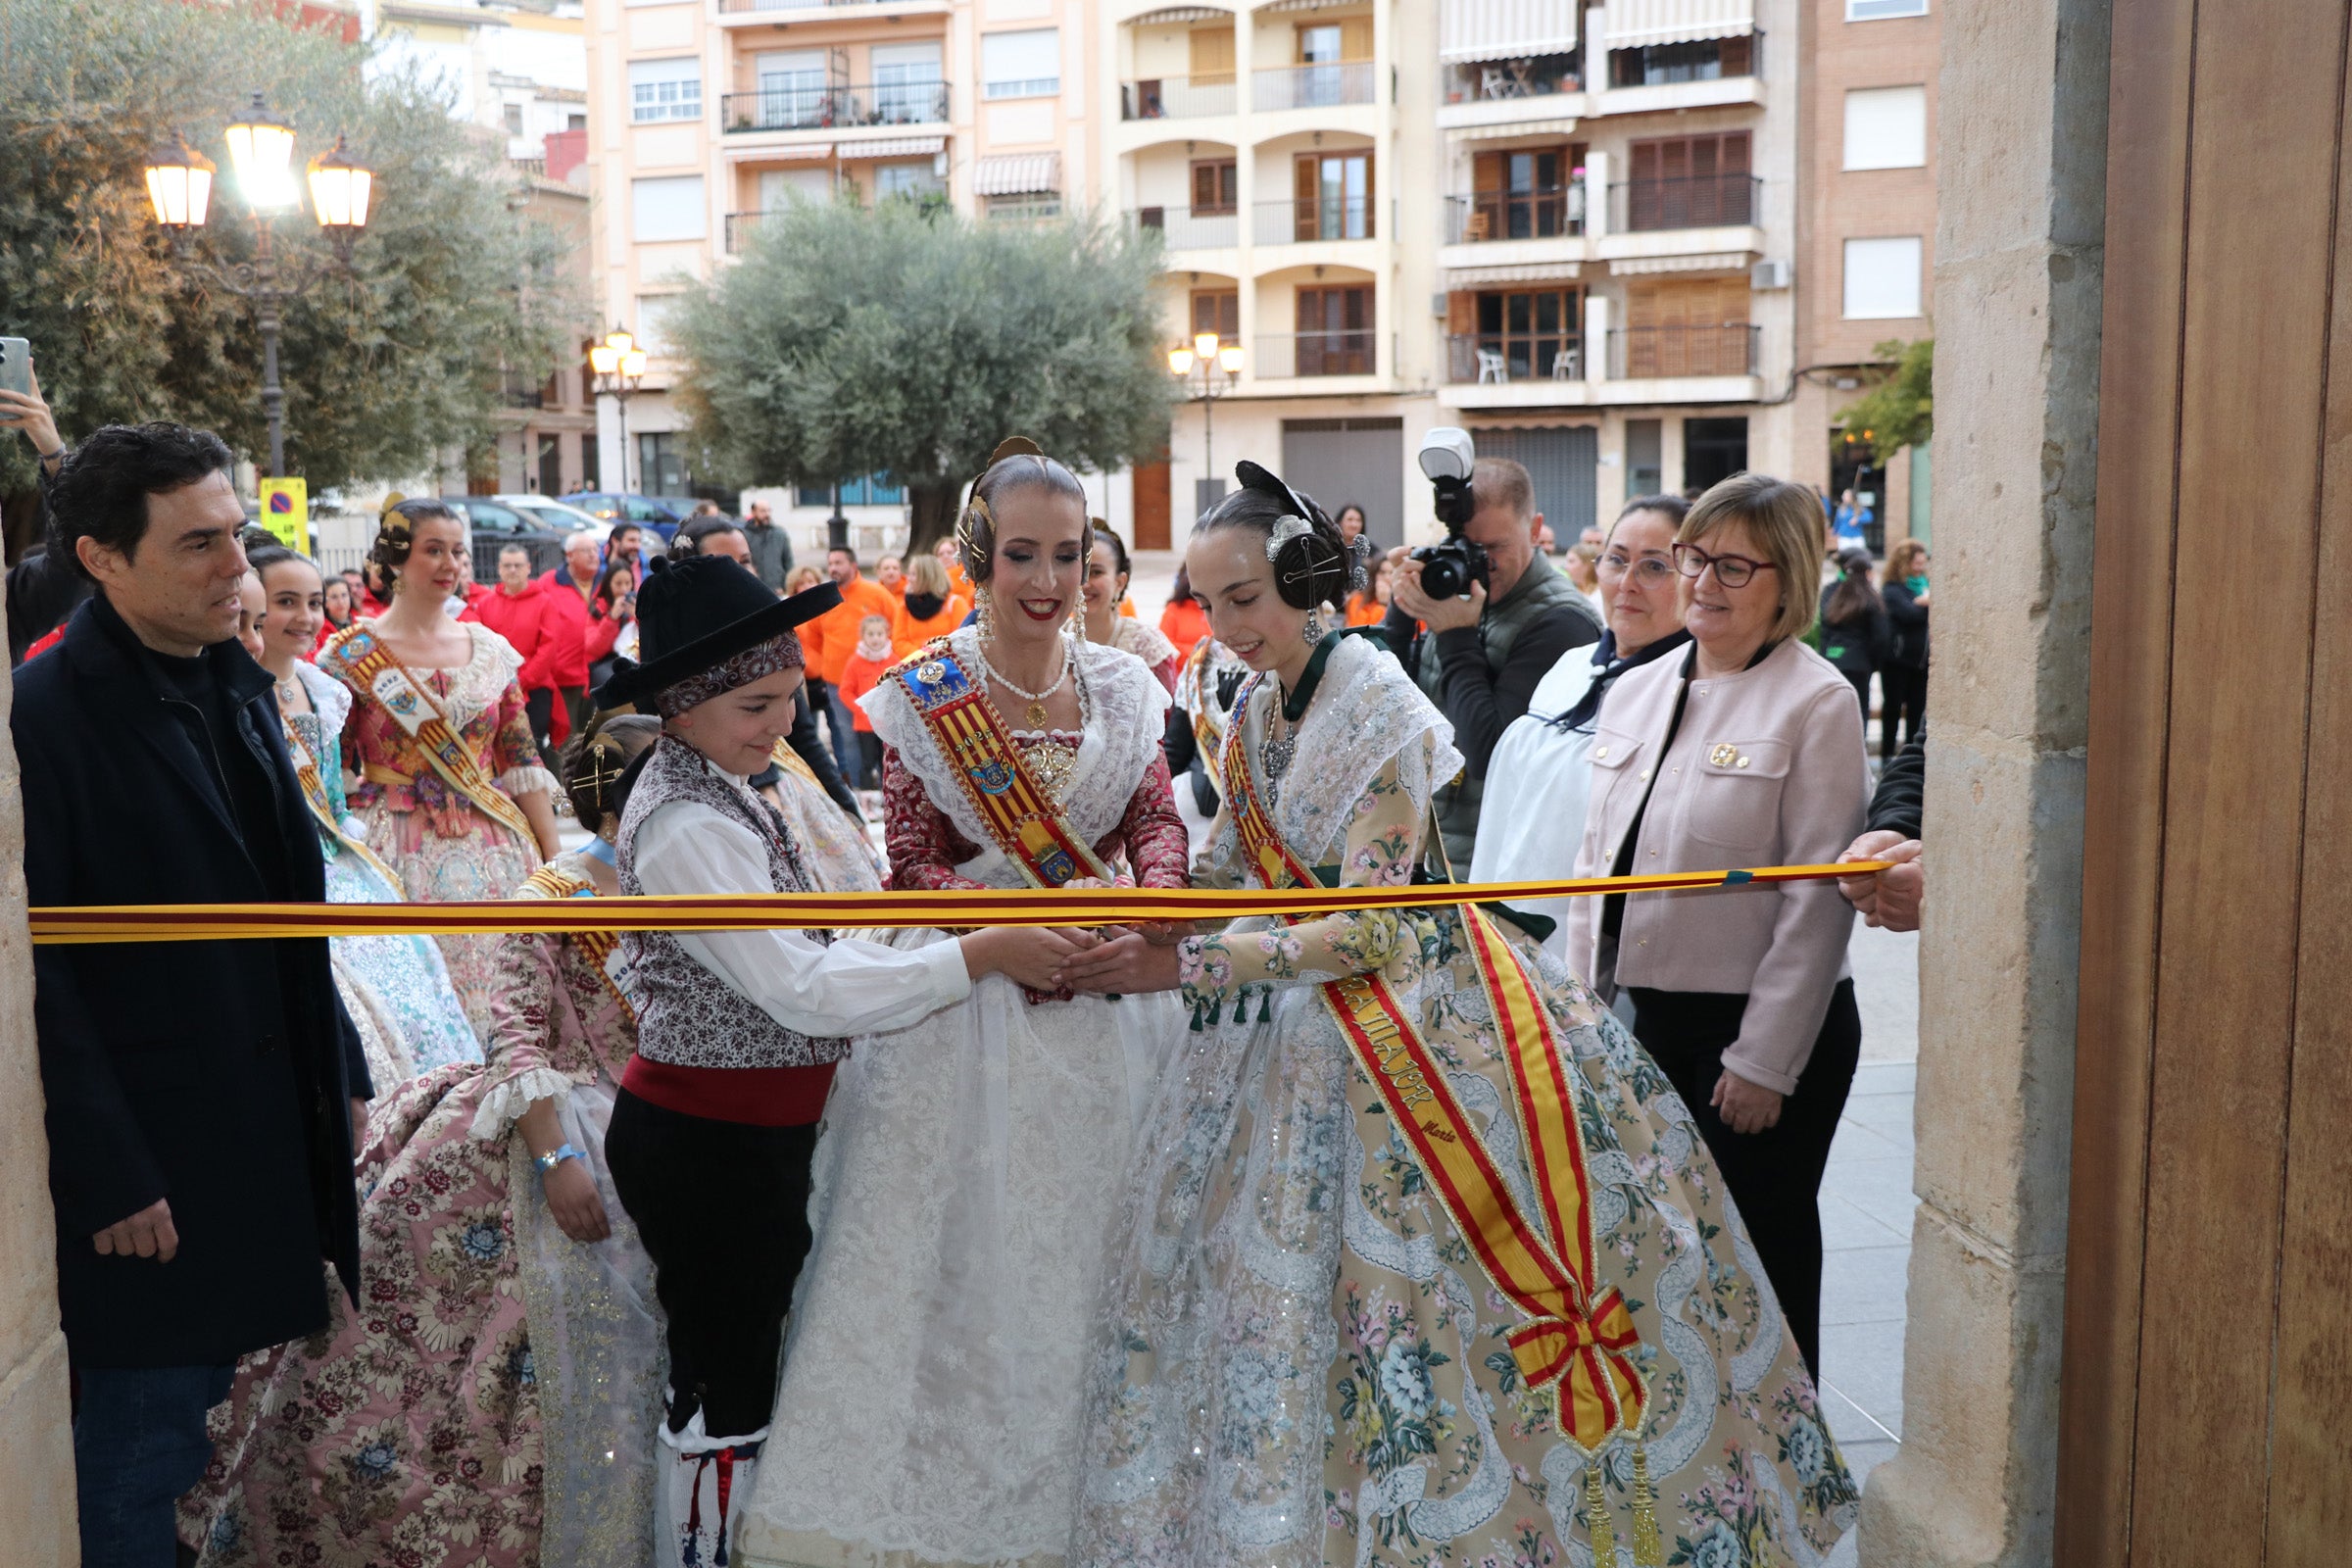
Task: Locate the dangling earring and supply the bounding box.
[1066,597,1086,646]
[1302,608,1326,645]
[976,585,995,642]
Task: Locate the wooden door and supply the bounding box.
[2059,1,2352,1563]
[1133,456,1170,550]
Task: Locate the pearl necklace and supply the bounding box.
[978,639,1072,729]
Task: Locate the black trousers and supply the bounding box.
[1881,665,1928,759]
[524,686,557,758]
[605,1089,821,1439]
[560,684,592,741]
[855,730,883,791]
[1839,667,1874,741]
[1626,980,1862,1376]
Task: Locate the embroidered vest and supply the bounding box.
[614,737,848,1070]
[1413,564,1599,871]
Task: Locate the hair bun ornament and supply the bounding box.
[986,435,1046,468]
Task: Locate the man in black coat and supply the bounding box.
[14,422,371,1568]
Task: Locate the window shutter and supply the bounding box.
[1297,154,1320,240]
[1448,290,1478,334]
[1341,17,1374,61]
[1189,25,1234,81]
[1474,151,1504,193]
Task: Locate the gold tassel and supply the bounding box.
[1630,1446,1663,1567]
[1585,1458,1616,1565]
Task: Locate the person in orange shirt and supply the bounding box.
[1158,565,1211,660]
[1344,553,1396,626]
[837,612,898,789]
[809,545,900,776]
[890,553,967,659]
[931,534,973,604]
[874,555,906,602]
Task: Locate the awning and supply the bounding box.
[1442,0,1578,65]
[1603,0,1755,48]
[1258,0,1368,11]
[1128,5,1228,23]
[1448,261,1583,286]
[1452,116,1583,141]
[842,135,946,159]
[974,151,1060,195]
[726,141,832,161]
[1610,252,1752,274]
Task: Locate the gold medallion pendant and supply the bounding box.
[1026,699,1051,729]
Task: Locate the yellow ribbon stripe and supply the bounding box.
[23,863,1887,944]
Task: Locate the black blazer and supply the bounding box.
[15,595,369,1367]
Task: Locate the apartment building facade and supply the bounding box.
[582,0,1117,536]
[1792,0,1937,548]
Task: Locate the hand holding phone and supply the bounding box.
[0,340,63,461]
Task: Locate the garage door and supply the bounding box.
[1280,417,1405,552]
[1469,425,1598,538]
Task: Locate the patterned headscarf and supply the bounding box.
[652,629,805,718]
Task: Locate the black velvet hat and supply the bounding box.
[592,555,840,711]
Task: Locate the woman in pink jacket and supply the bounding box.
[1572,472,1869,1375]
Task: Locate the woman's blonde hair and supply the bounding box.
[786,564,823,595]
[1678,472,1826,644]
[905,552,950,598]
[1886,537,1931,580]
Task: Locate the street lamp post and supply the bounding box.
[144,97,374,479]
[1169,330,1245,505]
[588,328,648,493]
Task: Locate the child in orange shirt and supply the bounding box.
[838,612,898,788]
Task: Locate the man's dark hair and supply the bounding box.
[47,422,235,583]
[828,543,858,565]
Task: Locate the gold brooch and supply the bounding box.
[1709,743,1739,767]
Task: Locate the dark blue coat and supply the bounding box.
[15,594,370,1367]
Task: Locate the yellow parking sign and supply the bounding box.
[259,477,308,549]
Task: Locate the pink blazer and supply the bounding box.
[1568,637,1868,1093]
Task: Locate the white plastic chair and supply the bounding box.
[1550,347,1582,379]
[1476,349,1508,383]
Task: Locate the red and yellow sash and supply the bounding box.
[517,862,637,1023]
[280,712,411,896]
[1177,638,1229,796]
[888,643,1110,890]
[320,625,537,842]
[1218,691,1648,1454]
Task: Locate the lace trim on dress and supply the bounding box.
[497,763,560,801]
[1204,633,1463,872]
[414,622,529,732]
[467,1065,583,1142]
[865,626,1173,856]
[293,659,354,738]
[1106,615,1177,670]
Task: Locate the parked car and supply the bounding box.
[438,495,569,578]
[559,491,687,543]
[494,494,607,536]
[654,495,736,526]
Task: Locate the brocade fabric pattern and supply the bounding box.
[182,858,663,1568]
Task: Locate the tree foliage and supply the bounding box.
[669,198,1171,548]
[1835,338,1933,464]
[0,0,575,503]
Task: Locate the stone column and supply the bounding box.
[1856,0,2109,1563]
[0,656,79,1561]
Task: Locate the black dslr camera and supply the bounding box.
[1410,426,1490,601]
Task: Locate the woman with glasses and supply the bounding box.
[1468,494,1691,953]
[1568,473,1869,1377]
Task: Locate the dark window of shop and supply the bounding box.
[1626,418,1663,495]
[1684,416,1749,492]
[637,432,689,497]
[536,434,562,496]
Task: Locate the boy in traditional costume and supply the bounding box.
[591,556,1082,1567]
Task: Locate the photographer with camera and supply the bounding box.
[1376,431,1601,869]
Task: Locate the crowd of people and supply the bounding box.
[3,366,1932,1568]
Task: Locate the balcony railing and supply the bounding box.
[1446,333,1585,383]
[725,211,772,253]
[718,0,939,9]
[1131,206,1240,249]
[1254,195,1374,245]
[1608,173,1761,232]
[1258,330,1377,377]
[1607,323,1761,378]
[1445,186,1584,243]
[1252,62,1376,112]
[721,82,950,132]
[1120,74,1237,121]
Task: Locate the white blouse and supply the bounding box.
[1466,647,1604,956]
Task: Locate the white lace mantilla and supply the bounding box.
[1105,614,1176,670]
[292,659,353,741]
[1206,633,1463,873]
[862,627,1172,875]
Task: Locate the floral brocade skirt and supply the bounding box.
[1073,912,1859,1568]
[355,803,542,1047]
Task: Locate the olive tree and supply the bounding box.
[668,197,1170,550]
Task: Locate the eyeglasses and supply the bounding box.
[1597,552,1676,585]
[1672,542,1779,590]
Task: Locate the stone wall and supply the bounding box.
[1856,0,2110,1562]
[0,647,80,1559]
